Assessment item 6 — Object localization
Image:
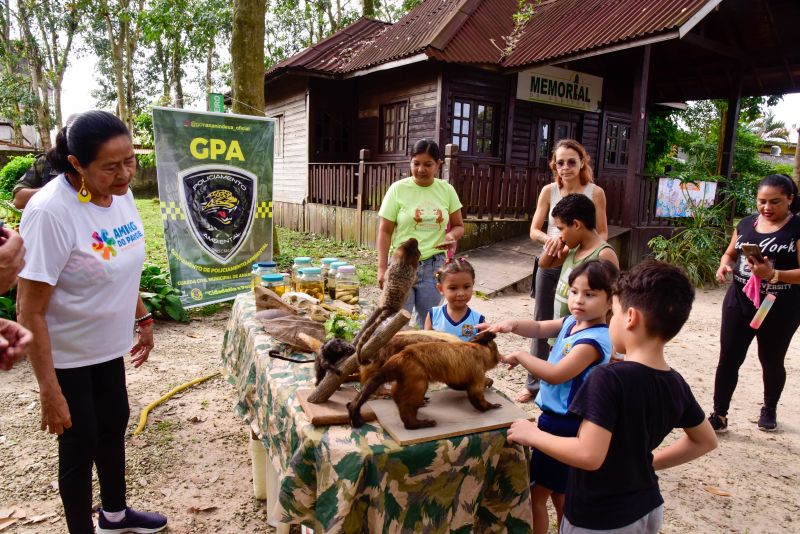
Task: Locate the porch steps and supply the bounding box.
[460,225,630,297]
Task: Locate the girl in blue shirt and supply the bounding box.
[424,258,485,341]
[482,259,618,534]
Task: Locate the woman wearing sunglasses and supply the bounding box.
[516,139,609,403]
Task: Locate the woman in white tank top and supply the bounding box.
[518,139,608,403]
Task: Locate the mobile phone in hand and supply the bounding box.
[740,243,764,262]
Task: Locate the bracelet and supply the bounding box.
[135,312,153,323]
[769,269,780,284]
[137,317,155,328]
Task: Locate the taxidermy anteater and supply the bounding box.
[348,331,502,429]
[354,238,420,363]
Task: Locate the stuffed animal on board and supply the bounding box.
[354,238,420,364]
[347,331,502,429]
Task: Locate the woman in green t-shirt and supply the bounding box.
[377,139,465,327]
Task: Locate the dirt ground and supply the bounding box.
[0,285,798,533]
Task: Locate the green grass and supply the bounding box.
[135,195,379,292]
[136,197,168,271]
[275,227,378,287]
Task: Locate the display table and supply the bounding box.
[221,293,533,533]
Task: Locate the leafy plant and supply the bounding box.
[324,313,361,341]
[648,178,730,286]
[140,263,189,322]
[0,155,35,194]
[0,287,16,320]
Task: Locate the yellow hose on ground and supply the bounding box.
[133,371,221,436]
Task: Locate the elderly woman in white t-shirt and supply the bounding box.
[17,111,167,534]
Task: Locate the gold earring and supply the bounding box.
[77,176,91,203]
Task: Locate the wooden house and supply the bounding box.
[263,0,800,264]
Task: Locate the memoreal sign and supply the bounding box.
[516,66,603,113]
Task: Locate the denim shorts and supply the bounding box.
[402,253,445,328]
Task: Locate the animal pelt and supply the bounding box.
[347,331,502,429]
[358,330,461,384]
[302,330,461,387]
[354,238,420,364]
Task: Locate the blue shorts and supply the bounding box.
[531,411,581,494]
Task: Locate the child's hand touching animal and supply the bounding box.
[477,319,518,334]
[507,418,539,446]
[500,351,524,368]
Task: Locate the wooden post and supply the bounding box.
[623,45,651,229]
[308,309,411,403]
[356,149,369,245]
[443,143,459,185]
[718,80,742,180]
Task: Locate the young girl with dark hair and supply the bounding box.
[710,174,800,433]
[424,258,485,341]
[17,110,167,533]
[377,139,465,327]
[482,259,618,534]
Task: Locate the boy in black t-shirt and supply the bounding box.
[508,260,718,533]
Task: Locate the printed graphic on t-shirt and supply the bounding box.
[462,323,476,339]
[91,221,144,261]
[412,201,446,231]
[91,230,117,260]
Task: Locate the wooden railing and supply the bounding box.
[308,163,358,208]
[306,148,668,228]
[451,162,550,220]
[594,173,625,227]
[361,161,409,211]
[636,174,681,227]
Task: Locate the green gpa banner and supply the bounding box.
[152,107,274,307]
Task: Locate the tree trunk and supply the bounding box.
[155,40,171,105]
[231,0,265,115]
[105,13,128,125]
[794,130,799,184]
[171,39,184,108]
[205,43,214,105]
[363,0,376,18]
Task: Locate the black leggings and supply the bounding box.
[714,288,800,416]
[55,357,129,534]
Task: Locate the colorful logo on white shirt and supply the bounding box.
[91,230,117,261]
[91,222,143,261]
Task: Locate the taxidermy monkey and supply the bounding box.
[354,238,421,363]
[314,338,355,385]
[348,331,502,429]
[302,330,461,386]
[358,330,460,383]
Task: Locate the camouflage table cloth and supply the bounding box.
[221,293,533,533]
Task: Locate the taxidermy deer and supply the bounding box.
[348,331,502,429]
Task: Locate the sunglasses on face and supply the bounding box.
[556,158,580,168]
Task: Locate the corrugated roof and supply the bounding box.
[340,0,470,72]
[266,0,718,79]
[266,18,390,78]
[503,0,714,67]
[428,0,517,65]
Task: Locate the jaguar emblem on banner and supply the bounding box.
[179,164,257,263]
